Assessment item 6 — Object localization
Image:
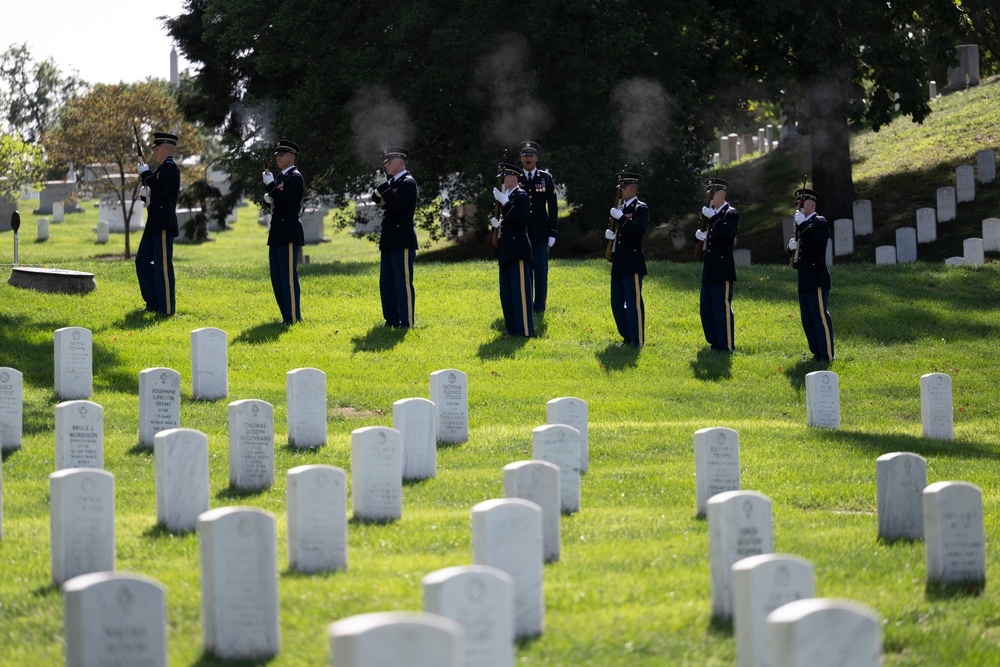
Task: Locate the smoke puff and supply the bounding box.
[230,100,277,145]
[612,78,672,160]
[346,84,414,166]
[477,33,553,147]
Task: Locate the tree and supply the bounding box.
[957,1,1000,75]
[0,43,88,142]
[43,81,202,258]
[0,133,48,202]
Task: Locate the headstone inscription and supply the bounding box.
[963,237,985,265]
[55,400,103,470]
[0,367,23,451]
[351,426,403,522]
[138,367,180,447]
[920,373,954,440]
[198,506,280,661]
[286,464,347,573]
[531,424,581,514]
[895,227,917,263]
[63,572,167,667]
[833,219,853,256]
[936,187,956,223]
[328,611,464,667]
[423,565,515,667]
[191,327,228,400]
[287,367,327,448]
[394,397,437,480]
[430,369,469,444]
[707,490,774,622]
[852,200,873,236]
[805,371,840,429]
[546,396,589,473]
[694,426,740,517]
[50,468,115,585]
[875,452,926,541]
[227,399,274,490]
[767,598,882,667]
[54,326,92,400]
[956,165,976,203]
[504,460,561,563]
[916,208,936,243]
[154,428,210,532]
[732,553,815,667]
[471,498,544,640]
[923,481,985,585]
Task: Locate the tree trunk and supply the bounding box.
[807,79,855,222]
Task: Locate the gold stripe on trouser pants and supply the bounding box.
[161,230,172,315]
[817,287,833,359]
[287,244,297,323]
[634,274,643,347]
[404,253,413,326]
[723,280,732,350]
[518,260,529,335]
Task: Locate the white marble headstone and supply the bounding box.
[895,227,917,263]
[287,367,327,448]
[191,327,228,400]
[825,238,833,267]
[732,553,815,667]
[782,216,794,250]
[95,220,109,244]
[531,424,581,514]
[767,598,882,667]
[546,396,589,473]
[328,611,464,667]
[733,248,752,265]
[875,245,896,265]
[504,460,561,563]
[138,367,180,447]
[430,369,468,444]
[694,426,741,517]
[956,165,976,202]
[936,187,956,222]
[228,399,274,490]
[52,202,65,223]
[916,208,936,243]
[923,481,985,585]
[472,498,544,640]
[945,256,968,267]
[63,572,167,667]
[805,371,840,429]
[54,327,93,400]
[852,200,872,236]
[351,426,403,521]
[154,428,210,532]
[963,237,985,265]
[55,400,103,470]
[920,373,954,440]
[976,149,996,184]
[707,490,774,621]
[833,219,853,256]
[0,367,23,451]
[37,217,49,241]
[0,446,3,538]
[286,464,347,573]
[982,218,1000,252]
[875,452,926,541]
[50,468,115,585]
[423,565,515,667]
[394,397,438,480]
[198,506,280,661]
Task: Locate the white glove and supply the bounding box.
[262,171,275,185]
[794,210,806,224]
[490,217,501,229]
[492,187,509,205]
[701,206,715,218]
[263,193,273,204]
[787,237,799,251]
[138,163,150,174]
[605,229,616,240]
[548,237,555,248]
[695,229,707,242]
[609,207,623,220]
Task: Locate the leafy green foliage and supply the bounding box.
[0,43,87,142]
[0,133,48,201]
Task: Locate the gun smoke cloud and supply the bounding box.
[229,99,277,146]
[477,33,553,148]
[346,84,415,167]
[612,78,672,161]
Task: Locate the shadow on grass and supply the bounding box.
[515,634,543,650]
[215,485,271,501]
[280,443,326,455]
[782,358,832,391]
[925,580,985,600]
[114,307,164,331]
[348,516,400,526]
[352,324,408,353]
[813,428,1000,461]
[403,477,433,488]
[706,614,733,636]
[127,443,154,456]
[31,583,59,598]
[281,567,345,579]
[298,260,378,277]
[690,347,733,381]
[533,312,548,338]
[233,321,289,346]
[142,522,195,538]
[190,650,277,667]
[478,332,530,360]
[596,342,640,371]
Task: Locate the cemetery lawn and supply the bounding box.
[2,203,1000,666]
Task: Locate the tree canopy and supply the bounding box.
[0,43,87,143]
[0,133,48,202]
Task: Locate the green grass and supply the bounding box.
[1,198,1000,665]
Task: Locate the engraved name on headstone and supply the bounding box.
[54,327,93,400]
[707,490,774,621]
[287,367,327,448]
[768,599,882,667]
[55,400,103,470]
[394,397,438,480]
[504,460,561,563]
[430,369,468,444]
[694,426,741,517]
[0,367,23,451]
[287,464,347,573]
[351,426,403,522]
[138,367,180,448]
[876,452,926,541]
[805,371,840,429]
[923,481,985,585]
[154,428,210,533]
[531,424,581,514]
[546,396,589,473]
[328,611,464,667]
[191,327,228,400]
[50,468,115,585]
[228,399,274,490]
[920,373,954,440]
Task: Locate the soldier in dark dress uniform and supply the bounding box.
[136,131,180,316]
[517,141,558,314]
[787,187,834,362]
[605,171,648,347]
[695,177,739,351]
[262,139,305,324]
[371,146,418,328]
[491,162,534,337]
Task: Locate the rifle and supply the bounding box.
[791,173,807,268]
[696,169,719,259]
[133,125,148,205]
[604,176,623,262]
[491,147,508,249]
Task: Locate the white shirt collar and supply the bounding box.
[623,196,637,207]
[281,165,295,175]
[391,169,408,182]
